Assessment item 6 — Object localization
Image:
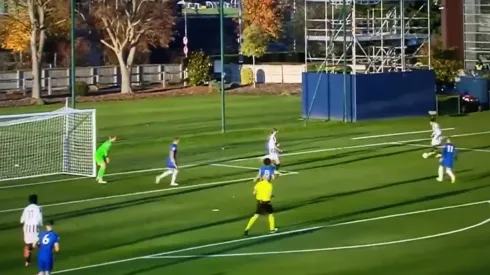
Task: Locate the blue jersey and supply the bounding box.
[37,230,59,272]
[167,143,178,168]
[259,165,276,181]
[441,142,456,168]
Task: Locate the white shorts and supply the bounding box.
[24,232,38,245]
[23,224,39,244]
[267,150,279,161]
[431,135,443,147]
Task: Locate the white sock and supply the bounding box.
[446,169,456,181]
[171,170,179,184]
[159,170,173,179]
[438,166,444,179]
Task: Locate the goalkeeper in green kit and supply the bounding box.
[94,136,117,184]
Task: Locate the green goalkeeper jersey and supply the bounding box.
[95,140,112,157]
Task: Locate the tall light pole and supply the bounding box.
[219,0,226,132]
[70,0,76,108]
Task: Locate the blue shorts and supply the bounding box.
[167,159,176,169]
[442,159,453,169]
[38,257,53,272]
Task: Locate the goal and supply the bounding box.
[0,107,96,182]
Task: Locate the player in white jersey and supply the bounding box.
[20,194,43,266]
[265,128,282,173]
[425,117,443,158]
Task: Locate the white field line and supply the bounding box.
[352,128,456,140]
[0,175,294,214]
[229,130,490,163]
[147,216,490,259]
[0,163,199,190]
[2,130,489,190]
[51,199,490,274]
[210,163,300,175]
[396,142,490,153]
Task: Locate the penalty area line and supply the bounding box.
[0,163,201,190]
[210,163,300,175]
[394,142,490,153]
[2,130,489,189]
[51,200,490,274]
[147,216,490,259]
[0,174,293,214]
[228,130,490,163]
[352,128,456,140]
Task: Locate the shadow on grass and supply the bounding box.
[0,179,248,232]
[292,181,490,228]
[123,227,322,275]
[108,168,253,184]
[122,179,487,274]
[288,146,423,171]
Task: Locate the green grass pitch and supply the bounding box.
[1,94,490,275]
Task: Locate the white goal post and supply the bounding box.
[0,106,96,182]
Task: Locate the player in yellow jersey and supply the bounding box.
[244,158,278,236]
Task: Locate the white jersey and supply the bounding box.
[430,122,443,146]
[20,204,43,244]
[267,133,278,154]
[431,122,442,137]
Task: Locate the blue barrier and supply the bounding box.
[302,73,353,121]
[302,70,436,121]
[456,76,489,108]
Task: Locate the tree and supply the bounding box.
[86,0,174,93]
[242,0,282,39]
[186,51,211,86]
[418,37,463,85]
[241,24,270,87]
[0,0,68,99]
[0,9,31,53]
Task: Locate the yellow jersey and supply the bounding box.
[254,180,273,202]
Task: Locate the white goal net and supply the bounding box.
[0,107,96,181]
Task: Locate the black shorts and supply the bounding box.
[256,201,273,215]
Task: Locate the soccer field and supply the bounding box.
[1,95,490,275]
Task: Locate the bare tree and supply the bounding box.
[86,0,174,93]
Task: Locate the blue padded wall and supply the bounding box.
[354,71,436,120]
[302,73,353,121]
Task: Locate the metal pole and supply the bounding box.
[219,0,226,133]
[238,0,243,62]
[70,0,76,108]
[400,0,406,71]
[184,4,188,58]
[304,0,308,67]
[427,0,431,68]
[343,0,348,122]
[293,0,297,52]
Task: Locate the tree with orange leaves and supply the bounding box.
[0,7,31,53]
[242,0,282,39]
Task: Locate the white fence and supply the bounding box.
[0,63,304,95]
[0,64,183,94]
[217,63,305,84]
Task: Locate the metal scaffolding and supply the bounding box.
[304,0,432,73]
[463,0,490,70]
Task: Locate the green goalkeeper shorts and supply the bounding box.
[94,154,106,165]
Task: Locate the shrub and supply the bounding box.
[240,68,253,85]
[187,51,211,86]
[75,81,89,96]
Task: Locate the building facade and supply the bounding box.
[463,0,490,69]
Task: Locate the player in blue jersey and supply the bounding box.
[437,138,457,183]
[255,158,278,183]
[156,137,180,186]
[34,220,59,275]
